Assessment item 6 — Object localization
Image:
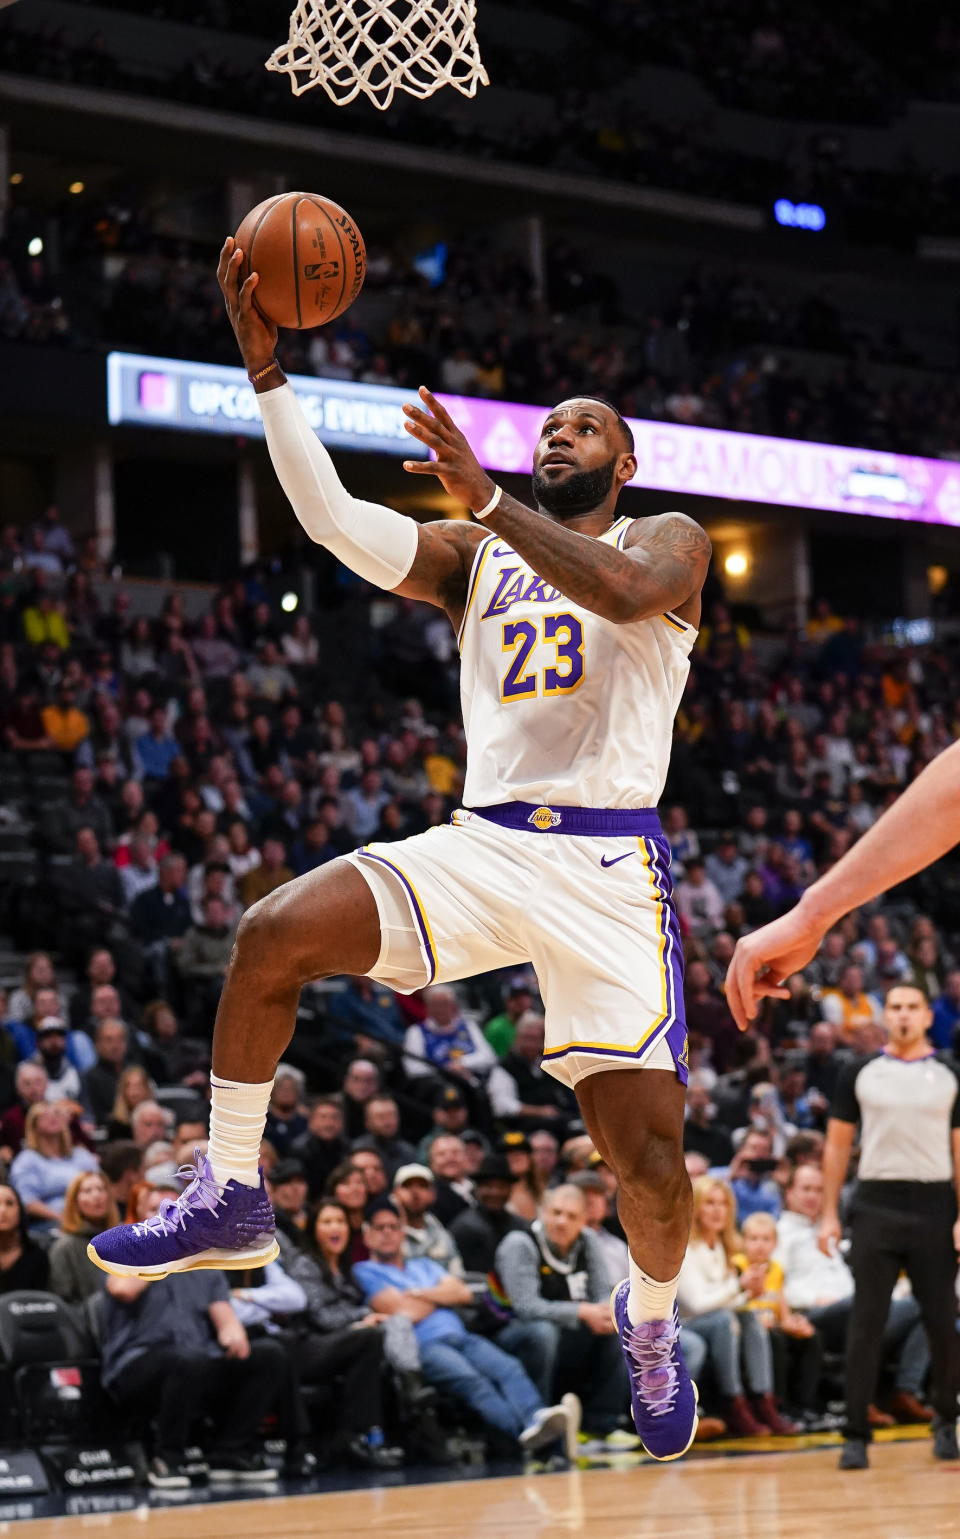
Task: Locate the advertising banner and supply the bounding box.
[107,352,960,527]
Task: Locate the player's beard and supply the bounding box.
[532,454,619,515]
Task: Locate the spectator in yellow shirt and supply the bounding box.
[23,594,70,650]
[41,687,90,754]
[423,733,459,796]
[735,1212,819,1426]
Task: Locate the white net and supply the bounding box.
[266,0,489,111]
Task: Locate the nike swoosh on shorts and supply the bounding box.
[600,852,636,868]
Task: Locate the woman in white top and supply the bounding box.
[678,1176,795,1437]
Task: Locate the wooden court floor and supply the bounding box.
[6,1442,958,1539]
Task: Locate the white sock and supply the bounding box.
[627,1255,680,1325]
[207,1073,274,1189]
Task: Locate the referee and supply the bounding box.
[820,983,960,1469]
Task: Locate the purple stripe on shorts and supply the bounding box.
[357,849,437,984]
[467,802,663,837]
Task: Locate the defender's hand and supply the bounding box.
[725,905,824,1031]
[402,388,495,510]
[217,237,278,374]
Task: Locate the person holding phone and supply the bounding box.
[725,1129,782,1227]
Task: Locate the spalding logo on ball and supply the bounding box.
[234,191,366,330]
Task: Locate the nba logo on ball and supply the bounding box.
[528,807,561,831]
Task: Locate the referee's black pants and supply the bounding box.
[845,1181,960,1442]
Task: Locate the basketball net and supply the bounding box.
[267,0,489,111]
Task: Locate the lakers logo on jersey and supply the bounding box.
[677,1037,689,1072]
[529,806,562,831]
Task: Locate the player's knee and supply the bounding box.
[233,895,289,972]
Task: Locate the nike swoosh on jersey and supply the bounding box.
[491,547,515,558]
[600,852,636,868]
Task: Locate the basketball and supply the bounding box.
[234,191,366,331]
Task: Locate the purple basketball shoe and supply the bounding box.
[610,1280,698,1461]
[87,1153,279,1280]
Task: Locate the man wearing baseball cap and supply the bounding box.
[392,1164,463,1275]
[31,1018,83,1103]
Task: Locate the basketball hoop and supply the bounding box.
[267,0,489,111]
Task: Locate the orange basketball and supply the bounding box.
[234,191,366,331]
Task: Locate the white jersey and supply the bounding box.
[458,515,696,810]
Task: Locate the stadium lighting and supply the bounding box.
[774,198,826,232]
[9,172,22,186]
[27,237,43,257]
[281,591,299,613]
[68,180,85,195]
[724,551,749,578]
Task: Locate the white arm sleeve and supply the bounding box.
[257,382,419,591]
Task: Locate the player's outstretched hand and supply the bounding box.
[402,387,496,511]
[725,905,824,1032]
[217,237,278,375]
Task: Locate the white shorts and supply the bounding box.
[345,808,688,1091]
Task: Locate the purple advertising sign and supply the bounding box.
[437,394,960,527]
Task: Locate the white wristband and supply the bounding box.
[474,484,503,520]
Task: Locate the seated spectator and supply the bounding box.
[820,964,881,1040]
[684,961,739,1073]
[6,950,65,1024]
[530,1130,560,1187]
[30,1016,83,1103]
[930,969,960,1050]
[776,1163,929,1424]
[483,982,535,1059]
[139,999,208,1086]
[495,1185,632,1448]
[392,1164,463,1273]
[496,1132,546,1223]
[0,1181,50,1294]
[352,1147,389,1203]
[403,985,496,1084]
[83,1017,136,1127]
[725,1128,782,1225]
[118,833,159,907]
[352,1094,417,1181]
[68,947,137,1036]
[130,1100,173,1152]
[0,1062,49,1159]
[417,1085,471,1161]
[323,1160,371,1265]
[500,1013,576,1133]
[239,837,294,907]
[568,1170,628,1289]
[674,857,725,936]
[705,833,749,906]
[132,704,181,782]
[264,1066,308,1155]
[267,1158,310,1249]
[9,1102,99,1231]
[428,1134,475,1227]
[55,827,127,957]
[684,1070,734,1167]
[326,975,404,1049]
[105,1064,156,1141]
[355,1203,572,1456]
[449,1155,528,1275]
[48,1168,119,1303]
[803,1021,849,1104]
[286,1200,410,1466]
[732,1212,821,1425]
[99,1140,144,1214]
[678,1177,794,1436]
[100,1194,287,1488]
[176,894,237,1027]
[291,1096,349,1199]
[340,1057,383,1140]
[47,765,111,853]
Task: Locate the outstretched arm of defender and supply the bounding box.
[726,737,960,1029]
[403,390,711,624]
[217,238,483,610]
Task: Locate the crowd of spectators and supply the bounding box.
[0,510,959,1480]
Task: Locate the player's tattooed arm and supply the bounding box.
[392,519,489,616]
[401,388,710,624]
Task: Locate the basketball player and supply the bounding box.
[90,240,712,1462]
